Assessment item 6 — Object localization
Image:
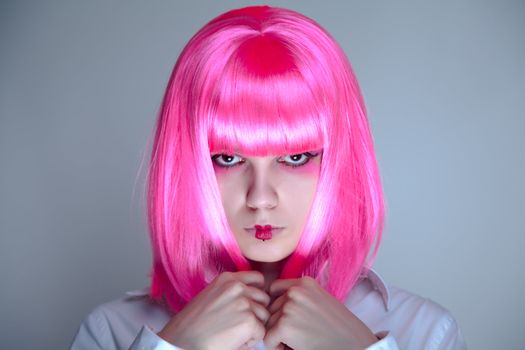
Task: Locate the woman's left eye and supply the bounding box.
[279,152,320,168]
[211,154,244,168]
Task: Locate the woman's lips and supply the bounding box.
[244,225,284,241]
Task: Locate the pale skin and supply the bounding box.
[157,150,379,350]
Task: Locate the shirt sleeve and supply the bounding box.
[69,307,184,350]
[430,315,467,350]
[129,326,185,350]
[69,308,115,350]
[364,331,400,350]
[364,314,467,350]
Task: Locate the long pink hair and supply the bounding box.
[146,5,385,313]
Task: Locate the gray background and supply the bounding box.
[1,0,523,349]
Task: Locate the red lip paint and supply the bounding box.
[255,225,272,241]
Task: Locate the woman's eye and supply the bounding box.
[279,152,320,168]
[211,154,244,168]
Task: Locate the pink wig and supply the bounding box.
[146,5,385,312]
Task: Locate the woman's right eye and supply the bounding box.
[211,154,244,168]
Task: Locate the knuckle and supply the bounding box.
[261,307,270,321]
[235,296,250,310]
[302,275,315,284]
[226,280,245,295]
[275,314,288,328]
[282,302,295,315]
[254,289,270,306]
[250,270,263,278]
[261,291,271,305]
[254,321,265,339]
[249,312,259,324]
[243,312,258,327]
[254,303,270,322]
[287,285,302,299]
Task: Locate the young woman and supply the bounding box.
[71,5,466,350]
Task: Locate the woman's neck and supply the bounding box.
[248,258,288,293]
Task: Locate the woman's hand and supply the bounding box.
[263,276,379,350]
[157,271,271,350]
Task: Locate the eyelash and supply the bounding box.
[211,152,320,169]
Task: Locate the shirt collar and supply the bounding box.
[125,268,391,311]
[362,268,391,311]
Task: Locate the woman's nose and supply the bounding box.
[245,168,278,210]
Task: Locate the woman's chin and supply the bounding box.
[242,245,293,263]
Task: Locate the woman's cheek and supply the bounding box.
[212,164,242,178]
[282,160,320,176]
[212,164,228,175]
[213,166,245,193]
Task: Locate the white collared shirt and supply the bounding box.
[69,269,466,349]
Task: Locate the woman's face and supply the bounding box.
[212,149,322,263]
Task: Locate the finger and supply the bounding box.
[244,285,271,307]
[230,296,270,325]
[269,278,299,298]
[210,277,266,313]
[264,318,287,350]
[249,299,271,324]
[232,270,266,289]
[268,292,287,315]
[248,314,266,345]
[265,306,283,329]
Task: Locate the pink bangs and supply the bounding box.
[206,34,326,156]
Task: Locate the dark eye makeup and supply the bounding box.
[211,151,321,169]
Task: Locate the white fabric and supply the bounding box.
[69,269,466,349]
